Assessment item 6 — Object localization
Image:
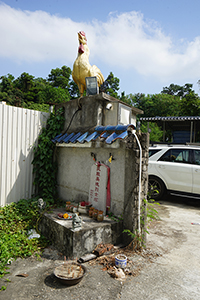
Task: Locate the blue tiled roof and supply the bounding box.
[52,124,135,145]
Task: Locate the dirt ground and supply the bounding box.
[1,196,200,300]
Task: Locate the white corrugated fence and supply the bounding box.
[0,102,50,206]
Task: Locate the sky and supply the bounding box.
[0,0,200,96]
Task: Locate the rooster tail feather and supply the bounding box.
[97,72,105,86]
[89,65,104,86]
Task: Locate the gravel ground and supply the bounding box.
[1,197,200,300]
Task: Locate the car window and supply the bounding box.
[158,149,191,163]
[149,149,162,157]
[194,150,200,165]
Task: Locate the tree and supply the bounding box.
[102,72,120,99]
[123,93,182,118]
[0,74,15,93]
[122,93,146,108]
[15,72,35,93]
[2,68,199,119]
[120,91,132,104]
[38,85,70,104]
[69,79,80,99]
[48,65,80,99]
[180,91,200,116]
[14,72,37,105]
[0,67,73,110]
[47,66,71,89]
[0,74,22,106]
[161,83,193,97]
[141,122,163,142]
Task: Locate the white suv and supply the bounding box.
[148,144,200,200]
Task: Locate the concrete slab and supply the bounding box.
[39,208,123,258]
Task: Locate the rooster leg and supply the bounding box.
[79,83,85,97]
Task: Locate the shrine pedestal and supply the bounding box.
[39,208,123,258]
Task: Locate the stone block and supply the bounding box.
[39,208,123,258]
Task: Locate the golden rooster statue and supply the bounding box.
[72,31,104,97]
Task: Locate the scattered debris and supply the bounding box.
[78,253,97,263]
[16,273,29,277]
[88,244,162,280]
[108,267,126,280]
[7,258,14,265]
[93,243,114,256]
[27,229,40,239]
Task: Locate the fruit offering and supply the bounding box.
[63,213,69,219]
[57,212,72,219]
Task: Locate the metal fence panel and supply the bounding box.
[0,102,49,206]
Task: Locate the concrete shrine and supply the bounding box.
[39,31,149,257]
[39,93,149,258]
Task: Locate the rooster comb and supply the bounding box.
[79,31,87,40]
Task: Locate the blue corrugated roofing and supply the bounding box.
[52,124,135,145]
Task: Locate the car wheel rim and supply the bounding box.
[148,179,162,198]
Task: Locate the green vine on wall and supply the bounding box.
[32,107,65,202]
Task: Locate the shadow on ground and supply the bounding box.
[159,194,200,208]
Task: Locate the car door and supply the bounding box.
[192,149,200,194]
[155,148,193,193]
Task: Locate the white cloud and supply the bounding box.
[0,4,81,63]
[0,3,200,84]
[91,11,200,82]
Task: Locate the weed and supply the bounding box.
[141,197,160,234]
[123,229,144,250]
[0,198,49,283]
[1,108,65,289]
[107,212,123,222]
[123,196,160,250]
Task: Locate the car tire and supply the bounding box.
[148,176,165,200]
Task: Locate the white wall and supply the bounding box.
[56,141,135,216]
[0,102,49,206]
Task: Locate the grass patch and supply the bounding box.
[0,198,50,280]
